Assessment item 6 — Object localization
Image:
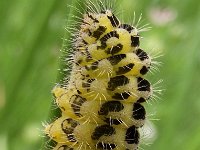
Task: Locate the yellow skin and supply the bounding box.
[45,8,152,150]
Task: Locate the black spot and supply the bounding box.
[47,139,57,149]
[70,95,86,117]
[106,44,123,55]
[107,75,129,91]
[135,49,149,61]
[82,79,95,91]
[104,118,122,125]
[137,97,146,103]
[125,126,140,144]
[85,49,92,62]
[107,14,120,27]
[64,118,79,128]
[77,90,81,94]
[87,13,99,23]
[131,36,140,47]
[92,26,107,39]
[132,103,146,120]
[97,142,117,150]
[107,54,126,65]
[116,63,135,75]
[119,24,134,33]
[140,66,149,75]
[98,101,124,116]
[112,92,130,100]
[58,145,74,150]
[82,40,88,45]
[91,61,99,70]
[77,59,82,65]
[61,119,79,142]
[137,77,151,92]
[99,31,119,49]
[91,125,115,140]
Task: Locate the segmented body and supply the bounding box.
[45,5,153,150]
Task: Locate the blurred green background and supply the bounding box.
[0,0,200,150]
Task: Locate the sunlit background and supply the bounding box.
[0,0,200,149]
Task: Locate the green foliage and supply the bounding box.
[0,0,200,149]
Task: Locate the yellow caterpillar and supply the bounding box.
[44,0,156,149]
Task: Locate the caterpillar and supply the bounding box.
[44,0,158,149]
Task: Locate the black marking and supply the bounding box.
[77,59,82,65]
[82,40,88,45]
[97,142,117,150]
[87,13,99,23]
[99,31,119,49]
[61,119,79,142]
[98,101,124,116]
[85,49,92,62]
[88,30,92,36]
[107,75,129,91]
[131,36,140,47]
[125,126,140,144]
[58,145,74,150]
[107,14,120,27]
[137,77,151,92]
[107,54,126,65]
[70,95,86,117]
[91,61,99,70]
[140,66,149,75]
[104,118,122,125]
[135,49,149,61]
[92,26,107,39]
[137,97,146,103]
[112,92,130,100]
[77,90,81,94]
[82,79,95,90]
[91,124,115,140]
[106,43,123,55]
[120,24,134,33]
[116,63,135,75]
[132,103,146,120]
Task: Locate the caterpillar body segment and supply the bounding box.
[79,48,151,78]
[53,86,146,128]
[75,27,139,66]
[74,75,152,103]
[45,1,157,149]
[45,116,139,150]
